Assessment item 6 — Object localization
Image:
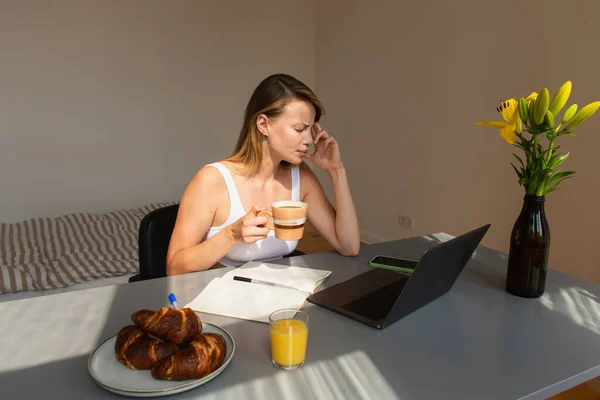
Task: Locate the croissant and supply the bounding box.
[114,325,178,370]
[151,333,227,381]
[132,307,202,345]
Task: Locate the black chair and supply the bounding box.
[128,204,305,282]
[129,204,180,282]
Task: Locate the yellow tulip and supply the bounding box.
[476,99,520,144]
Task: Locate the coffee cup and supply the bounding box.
[258,201,308,241]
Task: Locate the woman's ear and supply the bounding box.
[256,114,270,136]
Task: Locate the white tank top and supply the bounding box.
[203,162,300,267]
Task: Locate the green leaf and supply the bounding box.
[548,152,570,170]
[529,171,542,194]
[551,171,576,181]
[543,145,557,159]
[513,143,526,152]
[511,163,523,179]
[547,180,561,193]
[538,169,553,196]
[547,172,575,193]
[512,153,524,168]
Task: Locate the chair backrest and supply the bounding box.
[138,204,180,281]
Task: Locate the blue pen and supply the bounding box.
[168,293,180,310]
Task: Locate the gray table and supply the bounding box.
[1,233,600,400]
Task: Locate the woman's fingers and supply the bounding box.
[314,131,325,144]
[243,226,270,237]
[323,136,335,147]
[250,204,266,215]
[243,215,268,227]
[313,124,329,144]
[314,136,335,152]
[312,122,322,137]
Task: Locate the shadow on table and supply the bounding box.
[0,272,401,399]
[2,235,600,400]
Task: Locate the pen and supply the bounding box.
[233,276,298,290]
[168,293,179,310]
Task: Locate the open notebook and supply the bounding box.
[184,261,332,323]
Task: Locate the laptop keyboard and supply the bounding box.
[341,277,408,322]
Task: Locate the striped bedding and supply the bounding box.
[0,202,176,294]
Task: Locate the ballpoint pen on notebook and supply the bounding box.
[233,276,298,290]
[168,293,179,309]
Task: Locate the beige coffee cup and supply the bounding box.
[258,201,308,241]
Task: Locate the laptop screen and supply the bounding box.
[308,268,410,326]
[341,277,409,322]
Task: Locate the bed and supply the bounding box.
[0,202,176,303]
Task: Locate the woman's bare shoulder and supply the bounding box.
[299,161,319,182]
[183,163,228,201]
[192,164,223,186]
[218,159,245,176]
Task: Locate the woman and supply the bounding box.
[166,73,360,276]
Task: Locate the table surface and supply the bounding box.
[1,232,600,400]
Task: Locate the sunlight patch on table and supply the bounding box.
[196,350,399,400]
[0,286,116,374]
[540,287,600,336]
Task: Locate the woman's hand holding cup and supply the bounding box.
[231,204,271,244]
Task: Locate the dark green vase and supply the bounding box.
[506,194,550,298]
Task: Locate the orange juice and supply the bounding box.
[270,318,308,368]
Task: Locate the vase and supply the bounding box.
[506,194,550,298]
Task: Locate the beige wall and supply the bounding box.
[0,0,316,222]
[2,0,598,283]
[316,0,600,283]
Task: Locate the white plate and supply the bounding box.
[88,321,235,397]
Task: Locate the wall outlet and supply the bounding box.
[397,214,414,229]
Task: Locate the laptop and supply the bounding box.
[307,224,491,329]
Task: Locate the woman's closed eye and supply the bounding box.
[294,124,311,133]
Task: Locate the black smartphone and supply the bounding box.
[369,255,419,274]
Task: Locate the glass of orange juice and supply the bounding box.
[269,309,309,370]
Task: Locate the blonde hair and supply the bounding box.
[225,74,325,176]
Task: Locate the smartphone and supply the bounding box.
[369,255,419,274]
